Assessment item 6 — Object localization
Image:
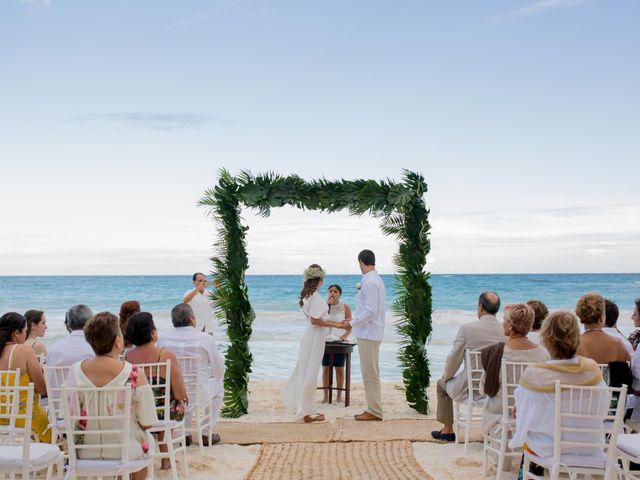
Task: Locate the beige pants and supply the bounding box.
[436,377,454,426]
[357,338,383,419]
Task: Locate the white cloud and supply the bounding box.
[18,0,50,7]
[69,113,227,131]
[506,0,589,20]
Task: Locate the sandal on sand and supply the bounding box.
[303,414,325,423]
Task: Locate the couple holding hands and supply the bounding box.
[283,250,386,424]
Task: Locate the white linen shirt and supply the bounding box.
[349,270,386,341]
[47,330,95,367]
[184,290,215,334]
[157,326,225,400]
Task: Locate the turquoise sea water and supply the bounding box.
[1,274,639,381]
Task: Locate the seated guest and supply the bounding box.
[157,303,225,445]
[576,293,630,364]
[508,310,608,476]
[67,312,157,480]
[0,312,51,442]
[125,311,187,470]
[431,291,507,442]
[525,300,548,346]
[480,303,549,433]
[24,309,48,358]
[48,304,95,367]
[603,299,634,356]
[120,300,141,348]
[628,298,640,351]
[322,284,352,404]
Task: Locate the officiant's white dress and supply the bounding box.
[283,290,329,418]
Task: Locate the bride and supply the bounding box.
[283,264,346,423]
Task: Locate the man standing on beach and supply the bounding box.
[344,249,386,421]
[431,291,505,442]
[183,272,215,334]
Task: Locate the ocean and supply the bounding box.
[1,274,639,382]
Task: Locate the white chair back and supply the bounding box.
[43,364,73,441]
[61,385,133,467]
[177,355,202,406]
[0,369,22,440]
[0,376,64,479]
[465,349,484,402]
[0,377,32,445]
[137,360,171,421]
[0,383,35,475]
[500,361,534,419]
[553,382,627,465]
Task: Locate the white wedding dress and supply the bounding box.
[283,290,329,418]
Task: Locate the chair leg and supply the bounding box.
[454,402,460,444]
[482,435,489,476]
[181,422,189,478]
[463,403,472,455]
[166,427,178,480]
[195,408,204,453]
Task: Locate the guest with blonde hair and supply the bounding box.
[576,293,629,364]
[480,303,548,433]
[508,310,607,476]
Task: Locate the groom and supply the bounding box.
[344,249,386,421]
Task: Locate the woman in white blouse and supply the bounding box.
[283,265,347,423]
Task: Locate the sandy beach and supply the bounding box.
[155,380,517,480]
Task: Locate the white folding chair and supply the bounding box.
[138,360,188,480]
[176,355,214,452]
[612,433,640,480]
[483,360,534,479]
[43,365,73,445]
[61,385,154,480]
[0,381,64,480]
[454,349,484,454]
[524,382,627,480]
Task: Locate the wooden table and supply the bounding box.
[317,342,356,407]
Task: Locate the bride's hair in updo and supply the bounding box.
[299,264,325,307]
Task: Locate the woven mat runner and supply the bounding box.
[217,421,335,445]
[245,440,432,480]
[334,418,483,443]
[218,418,481,445]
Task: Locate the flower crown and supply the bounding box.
[303,265,326,281]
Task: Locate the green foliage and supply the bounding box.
[201,168,432,416]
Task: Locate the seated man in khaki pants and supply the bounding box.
[431,291,506,442]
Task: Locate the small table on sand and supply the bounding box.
[318,341,356,407]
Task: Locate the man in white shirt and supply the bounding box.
[47,304,95,367]
[604,299,634,356]
[183,272,215,334]
[344,249,386,421]
[158,303,225,445]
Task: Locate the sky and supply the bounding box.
[0,0,639,275]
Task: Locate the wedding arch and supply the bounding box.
[200,169,432,417]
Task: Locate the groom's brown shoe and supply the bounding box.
[354,411,382,421]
